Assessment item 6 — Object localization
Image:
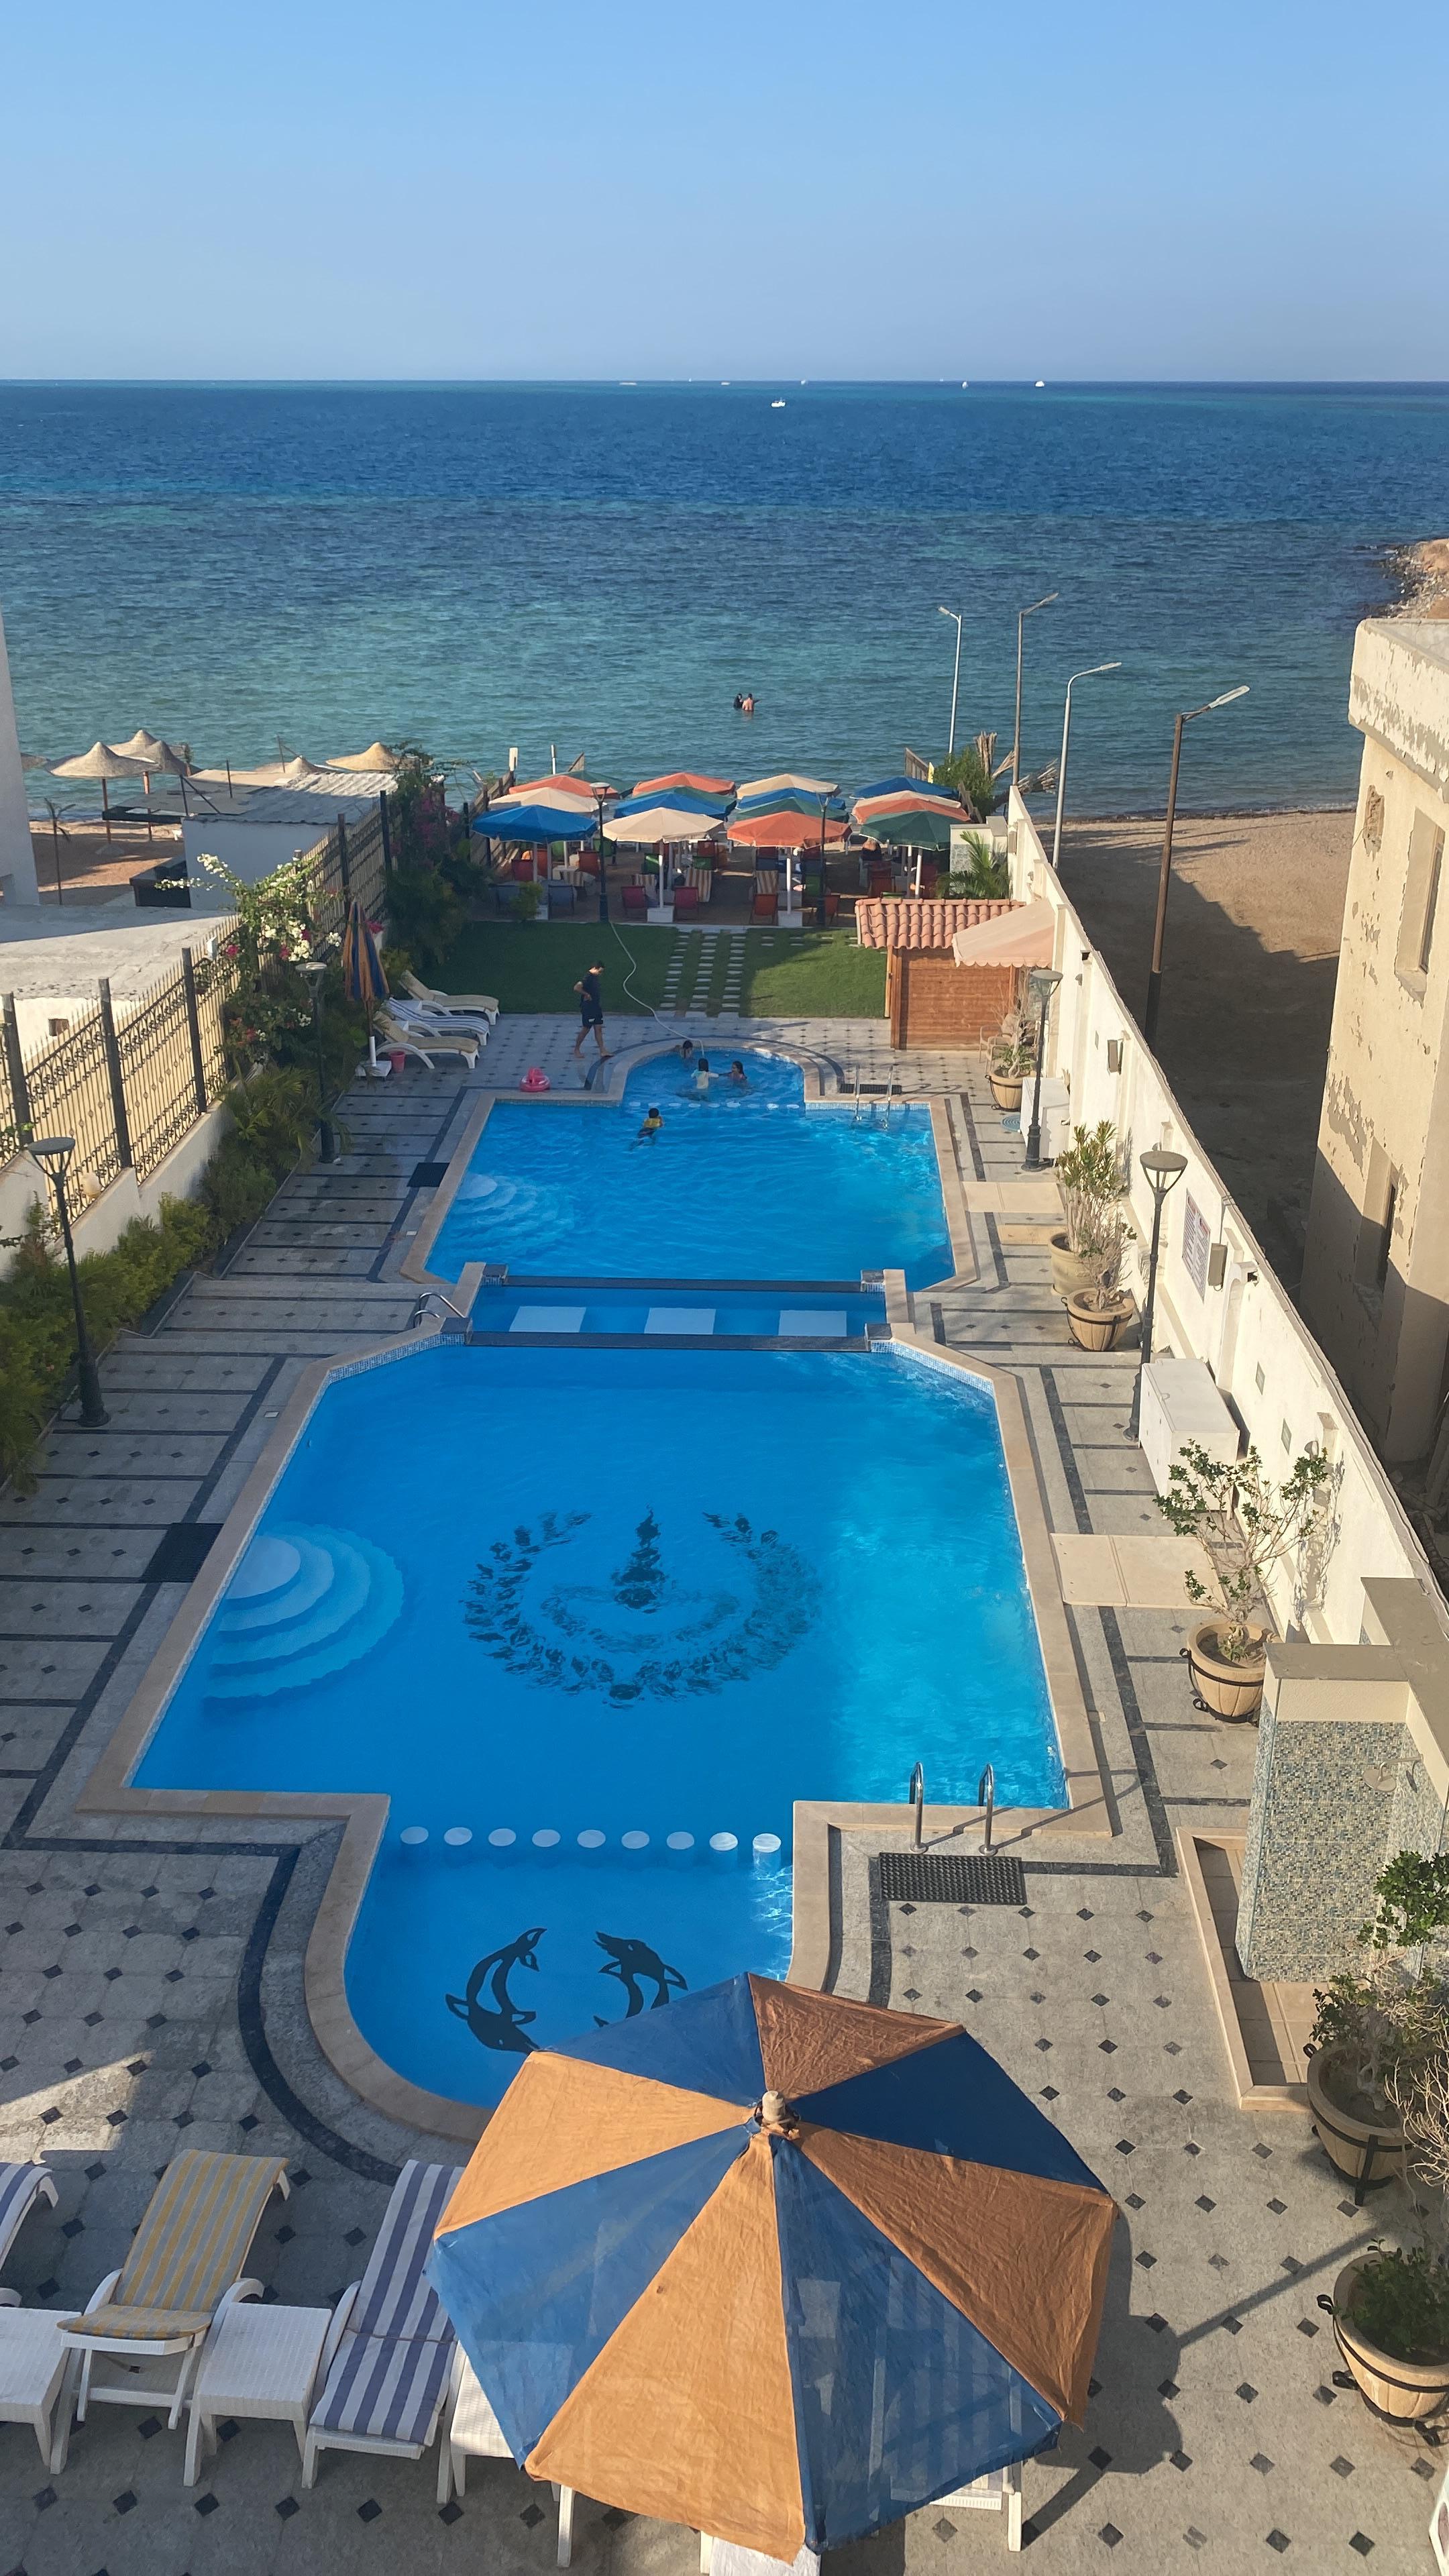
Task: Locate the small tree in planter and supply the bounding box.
[1157,1438,1331,1717]
[1064,1214,1137,1350]
[1051,1120,1126,1297]
[987,1006,1038,1110]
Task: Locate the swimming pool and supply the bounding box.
[468,1283,887,1338]
[133,1342,1061,2108]
[428,1050,953,1288]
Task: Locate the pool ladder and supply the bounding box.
[851,1070,897,1124]
[906,1760,996,1851]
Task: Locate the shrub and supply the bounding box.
[1344,2244,1449,2363]
[384,866,464,971]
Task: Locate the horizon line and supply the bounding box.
[2,374,1448,392]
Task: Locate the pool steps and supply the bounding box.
[207,1524,403,1697]
[393,1825,785,1860]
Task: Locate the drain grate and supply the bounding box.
[879,1851,1027,1906]
[409,1161,449,1189]
[143,1523,223,1585]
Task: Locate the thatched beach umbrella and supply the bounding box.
[327,741,397,771]
[48,741,148,841]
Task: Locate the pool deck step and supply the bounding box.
[1179,1830,1311,2110]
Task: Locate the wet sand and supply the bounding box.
[1053,806,1354,1285]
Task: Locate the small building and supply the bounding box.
[1300,619,1449,1460]
[180,775,386,891]
[855,898,1020,1047]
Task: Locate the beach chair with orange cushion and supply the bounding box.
[752,883,778,923]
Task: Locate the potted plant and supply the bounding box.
[1157,1438,1331,1718]
[1307,1856,1449,2196]
[513,879,542,924]
[987,1008,1037,1112]
[1326,2246,1449,2424]
[1051,1120,1127,1297]
[1065,1218,1136,1350]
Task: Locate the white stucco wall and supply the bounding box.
[1007,786,1444,1650]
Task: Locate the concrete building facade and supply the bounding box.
[1300,619,1449,1461]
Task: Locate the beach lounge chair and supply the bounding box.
[301,2159,462,2487]
[57,2149,288,2434]
[375,1009,478,1071]
[622,883,648,918]
[0,2162,70,2470]
[547,880,577,915]
[386,998,491,1044]
[936,2462,1024,2551]
[672,883,701,919]
[752,884,777,923]
[438,2351,578,2561]
[401,972,500,1022]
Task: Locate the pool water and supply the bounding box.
[135,1342,1060,2106]
[470,1285,886,1338]
[429,1050,953,1288]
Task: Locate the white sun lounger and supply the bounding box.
[402,972,500,1022]
[436,2349,578,2562]
[375,1010,478,1071]
[0,2163,69,2471]
[301,2159,462,2487]
[386,998,492,1042]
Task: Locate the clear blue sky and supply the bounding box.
[5,0,1448,381]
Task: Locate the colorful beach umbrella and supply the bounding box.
[472,798,598,843]
[601,802,723,845]
[737,771,839,801]
[857,808,958,851]
[341,898,390,1071]
[611,786,731,822]
[633,769,735,798]
[725,808,849,849]
[855,773,949,802]
[431,1976,1114,2561]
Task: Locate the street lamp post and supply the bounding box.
[594,790,610,924]
[301,961,337,1166]
[816,795,830,929]
[1050,661,1122,871]
[1012,592,1059,788]
[1125,1145,1189,1440]
[1023,967,1063,1171]
[28,1136,108,1427]
[1143,686,1249,1047]
[938,606,965,757]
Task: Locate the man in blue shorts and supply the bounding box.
[572,962,610,1060]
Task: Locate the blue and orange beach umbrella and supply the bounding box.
[340,898,389,1069]
[429,1974,1115,2559]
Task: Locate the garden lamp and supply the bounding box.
[1023,967,1063,1171]
[28,1134,108,1426]
[1126,1145,1189,1440]
[301,960,337,1165]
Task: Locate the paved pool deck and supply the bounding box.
[0,1018,1432,2573]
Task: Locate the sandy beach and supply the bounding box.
[28,817,182,901]
[1053,805,1354,1283]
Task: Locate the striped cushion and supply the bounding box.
[72,2151,286,2335]
[0,2163,50,2257]
[351,2162,462,2343]
[310,2326,455,2447]
[59,2304,215,2343]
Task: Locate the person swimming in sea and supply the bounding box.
[727,1058,748,1086]
[636,1105,663,1141]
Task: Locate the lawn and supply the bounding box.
[433,922,885,1022]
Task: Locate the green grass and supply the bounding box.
[435,921,887,1021]
[740,930,885,1018]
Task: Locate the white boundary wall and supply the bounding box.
[1006,787,1443,1648]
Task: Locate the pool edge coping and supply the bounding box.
[74,1311,1110,2151]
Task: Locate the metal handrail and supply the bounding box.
[411,1290,469,1330]
[908,1761,925,1847]
[852,1071,862,1122]
[978,1762,996,1853]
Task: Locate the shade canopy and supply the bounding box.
[473,799,598,845]
[50,742,148,782]
[853,789,961,825]
[106,729,181,767]
[611,786,731,822]
[327,741,397,771]
[859,808,957,851]
[601,803,724,845]
[726,809,849,849]
[733,788,843,824]
[511,774,601,802]
[633,770,735,797]
[430,1974,1114,2562]
[951,899,1055,967]
[855,773,949,803]
[737,771,838,801]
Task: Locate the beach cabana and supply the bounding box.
[429,1974,1114,2561]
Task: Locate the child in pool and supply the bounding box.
[688,1055,712,1095]
[727,1059,748,1086]
[636,1106,664,1141]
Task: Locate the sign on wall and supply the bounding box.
[1182,1194,1210,1298]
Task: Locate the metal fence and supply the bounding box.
[0,801,392,1208]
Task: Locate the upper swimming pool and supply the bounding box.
[428,1049,953,1288]
[132,1342,1060,2108]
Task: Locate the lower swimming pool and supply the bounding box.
[134,1342,1061,2108]
[469,1283,886,1338]
[428,1049,953,1288]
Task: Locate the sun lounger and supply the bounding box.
[301,2159,462,2486]
[0,2162,57,2283]
[935,2462,1024,2551]
[438,2351,579,2561]
[375,1010,478,1071]
[0,2163,68,2470]
[402,972,500,1021]
[385,998,492,1044]
[184,2294,335,2485]
[58,2149,288,2434]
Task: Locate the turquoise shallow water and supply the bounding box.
[134,1342,1059,2105]
[431,1051,953,1289]
[4,380,1447,815]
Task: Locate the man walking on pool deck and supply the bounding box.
[572,960,610,1061]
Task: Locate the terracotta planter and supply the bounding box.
[1187,1620,1268,1720]
[1324,2263,1449,2424]
[1065,1289,1134,1351]
[1307,2049,1409,2197]
[989,1071,1025,1112]
[1051,1232,1097,1299]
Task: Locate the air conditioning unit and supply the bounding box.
[1138,1357,1241,1495]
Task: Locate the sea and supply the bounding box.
[3,380,1447,818]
